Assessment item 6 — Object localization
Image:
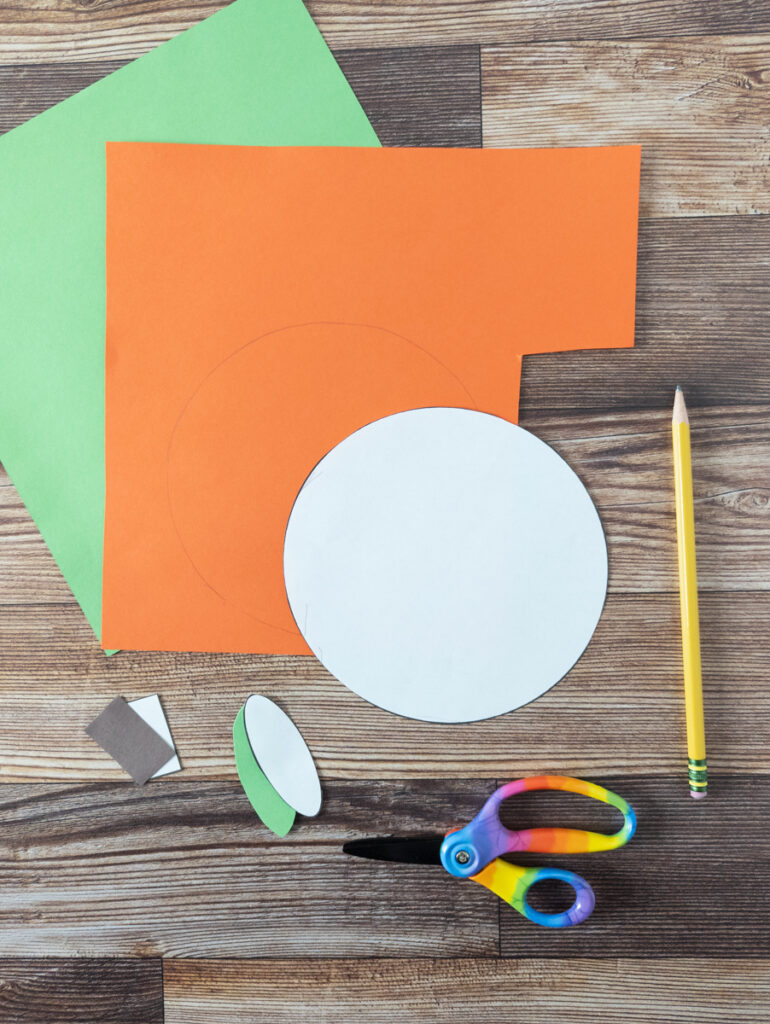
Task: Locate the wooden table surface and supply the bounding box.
[1,2,769,1021]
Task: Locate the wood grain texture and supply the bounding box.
[482,35,770,218]
[0,44,481,143]
[1,587,768,779]
[497,774,770,957]
[0,0,224,65]
[312,2,770,50]
[336,45,480,146]
[0,776,766,959]
[0,780,498,956]
[164,957,770,1023]
[520,215,770,411]
[1,0,770,63]
[0,958,163,1023]
[0,59,125,133]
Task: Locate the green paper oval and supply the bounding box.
[233,705,295,837]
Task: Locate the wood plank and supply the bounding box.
[497,774,770,956]
[0,958,163,1023]
[0,465,72,605]
[0,45,481,142]
[0,0,224,65]
[537,405,770,595]
[0,777,765,959]
[482,35,770,218]
[164,957,770,1023]
[0,45,481,144]
[520,214,770,412]
[312,2,770,50]
[4,402,769,605]
[335,45,481,147]
[0,59,126,134]
[0,780,498,956]
[0,591,767,780]
[1,1,770,64]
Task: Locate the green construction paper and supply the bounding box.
[0,0,378,643]
[233,705,295,837]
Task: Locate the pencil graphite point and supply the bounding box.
[672,385,688,424]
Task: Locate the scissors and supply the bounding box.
[343,775,636,928]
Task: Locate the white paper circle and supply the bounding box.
[283,408,608,724]
[243,695,322,816]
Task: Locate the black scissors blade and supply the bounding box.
[343,835,444,865]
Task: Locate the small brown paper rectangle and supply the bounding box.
[86,696,175,785]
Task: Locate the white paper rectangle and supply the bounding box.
[128,694,181,777]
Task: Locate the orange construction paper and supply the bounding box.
[103,143,640,653]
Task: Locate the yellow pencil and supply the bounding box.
[672,387,707,798]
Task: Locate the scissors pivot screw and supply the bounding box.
[455,850,471,865]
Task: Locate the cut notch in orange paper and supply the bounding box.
[103,143,640,653]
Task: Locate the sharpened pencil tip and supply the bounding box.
[675,384,682,393]
[672,386,688,424]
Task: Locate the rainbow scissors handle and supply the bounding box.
[440,775,637,928]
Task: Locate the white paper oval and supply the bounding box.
[283,407,608,723]
[243,695,322,816]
